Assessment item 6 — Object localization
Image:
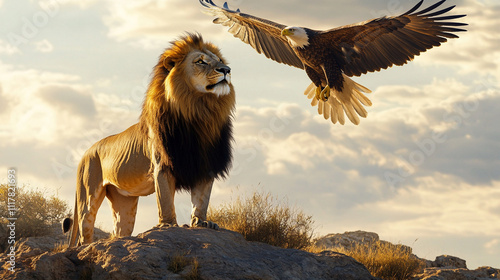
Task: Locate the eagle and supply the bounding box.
[200,0,467,125]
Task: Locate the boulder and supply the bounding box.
[429,255,468,269]
[1,227,380,280]
[314,230,380,249]
[314,230,413,254]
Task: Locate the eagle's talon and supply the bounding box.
[321,85,330,101]
[315,86,330,101]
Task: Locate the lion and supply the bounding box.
[63,33,235,246]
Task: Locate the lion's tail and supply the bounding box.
[62,197,78,247]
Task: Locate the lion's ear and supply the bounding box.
[163,56,175,71]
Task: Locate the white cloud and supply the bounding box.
[485,239,499,250]
[34,39,54,53]
[102,0,223,49]
[0,62,99,145]
[37,84,96,116]
[0,84,8,115]
[357,176,500,237]
[0,40,20,54]
[40,0,98,9]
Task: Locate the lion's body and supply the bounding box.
[64,34,235,246]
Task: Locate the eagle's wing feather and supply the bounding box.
[321,0,467,77]
[200,0,304,69]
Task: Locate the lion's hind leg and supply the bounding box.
[70,155,106,246]
[190,179,219,230]
[106,185,139,237]
[79,185,106,245]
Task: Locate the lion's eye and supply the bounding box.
[196,59,207,65]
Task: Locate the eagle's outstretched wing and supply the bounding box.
[321,0,467,77]
[200,0,304,69]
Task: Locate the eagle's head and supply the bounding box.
[282,26,309,48]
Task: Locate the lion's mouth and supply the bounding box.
[206,79,228,91]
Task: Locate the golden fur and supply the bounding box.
[63,34,235,246]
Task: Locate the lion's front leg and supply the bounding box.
[154,167,178,227]
[190,179,219,230]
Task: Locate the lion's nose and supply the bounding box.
[216,66,231,75]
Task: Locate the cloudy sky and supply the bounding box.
[1,0,499,269]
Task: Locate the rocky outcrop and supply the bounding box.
[413,255,499,280]
[314,230,413,254]
[315,231,500,280]
[412,266,500,280]
[426,255,468,269]
[1,227,379,280]
[314,230,380,249]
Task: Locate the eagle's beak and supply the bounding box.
[281,29,293,36]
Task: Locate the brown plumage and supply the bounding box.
[200,0,467,125]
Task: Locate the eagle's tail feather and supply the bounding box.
[342,102,360,125]
[304,75,371,125]
[331,100,344,124]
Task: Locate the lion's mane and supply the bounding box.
[139,34,236,190]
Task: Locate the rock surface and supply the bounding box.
[1,227,379,280]
[9,224,109,260]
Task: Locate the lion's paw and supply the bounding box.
[154,223,178,229]
[190,217,219,230]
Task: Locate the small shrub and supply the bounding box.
[207,191,314,250]
[168,254,191,274]
[168,253,201,280]
[0,184,71,251]
[329,240,424,280]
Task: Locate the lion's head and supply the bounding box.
[140,34,235,177]
[164,34,233,96]
[142,33,235,123]
[172,45,232,97]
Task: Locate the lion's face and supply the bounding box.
[153,34,235,124]
[183,50,232,97]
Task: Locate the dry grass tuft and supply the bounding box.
[168,254,191,274]
[207,191,314,250]
[52,241,68,253]
[318,240,425,280]
[168,253,201,280]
